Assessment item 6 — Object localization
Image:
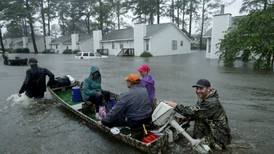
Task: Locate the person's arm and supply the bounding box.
[102,94,128,124]
[82,80,97,98]
[19,70,31,94]
[175,100,219,119]
[45,69,55,86]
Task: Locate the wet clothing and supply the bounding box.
[102,84,152,128]
[81,66,102,101]
[140,74,155,103]
[81,66,103,112]
[19,65,54,98]
[175,89,231,150]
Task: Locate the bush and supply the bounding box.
[140,51,153,57]
[13,48,30,53]
[63,49,80,54]
[72,50,80,54]
[62,49,72,54]
[42,49,55,54]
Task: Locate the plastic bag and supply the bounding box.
[99,106,107,119]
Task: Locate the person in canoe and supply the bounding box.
[101,73,152,130]
[19,58,55,99]
[167,79,231,151]
[81,65,106,120]
[137,64,156,104]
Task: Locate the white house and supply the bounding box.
[93,23,192,56]
[50,33,93,53]
[204,6,245,59]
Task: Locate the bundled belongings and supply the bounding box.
[50,75,76,88]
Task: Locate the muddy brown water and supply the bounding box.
[0,52,274,153]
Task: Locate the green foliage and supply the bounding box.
[140,51,153,57]
[62,49,72,54]
[219,4,274,71]
[42,49,55,54]
[12,48,30,53]
[62,49,79,54]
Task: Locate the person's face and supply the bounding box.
[139,70,147,77]
[92,71,100,80]
[195,87,210,99]
[126,81,132,88]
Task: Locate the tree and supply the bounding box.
[110,0,129,29]
[0,0,8,54]
[188,0,199,36]
[219,5,274,71]
[240,0,274,13]
[130,0,166,25]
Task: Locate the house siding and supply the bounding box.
[149,25,191,56]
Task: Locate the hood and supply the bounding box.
[89,65,101,82]
[142,74,155,85]
[90,65,100,74]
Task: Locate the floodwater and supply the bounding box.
[0,52,274,154]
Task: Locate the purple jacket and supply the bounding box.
[141,74,155,103]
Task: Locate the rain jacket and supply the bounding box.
[175,89,231,150]
[19,65,54,98]
[81,66,102,101]
[102,84,152,125]
[140,74,155,103]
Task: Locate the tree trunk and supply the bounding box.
[116,1,121,30]
[271,53,274,70]
[47,0,51,35]
[263,0,268,10]
[182,0,186,30]
[41,0,47,50]
[99,0,103,30]
[171,0,175,23]
[199,0,205,50]
[177,4,180,27]
[157,0,160,24]
[189,0,193,36]
[86,15,91,34]
[26,0,38,54]
[0,26,6,54]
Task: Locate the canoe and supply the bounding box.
[48,84,168,153]
[8,58,28,66]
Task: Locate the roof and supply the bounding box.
[102,23,191,41]
[203,15,246,38]
[51,33,93,45]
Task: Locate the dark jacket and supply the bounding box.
[19,65,54,98]
[81,66,102,101]
[175,89,231,149]
[102,84,152,125]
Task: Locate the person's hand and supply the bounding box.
[97,121,102,126]
[96,91,102,97]
[166,101,177,107]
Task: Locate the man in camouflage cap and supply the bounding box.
[168,79,231,151]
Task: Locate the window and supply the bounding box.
[208,38,211,53]
[172,40,177,50]
[56,45,58,49]
[83,53,88,56]
[89,53,94,56]
[180,41,183,46]
[145,40,149,51]
[120,43,124,49]
[112,42,115,49]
